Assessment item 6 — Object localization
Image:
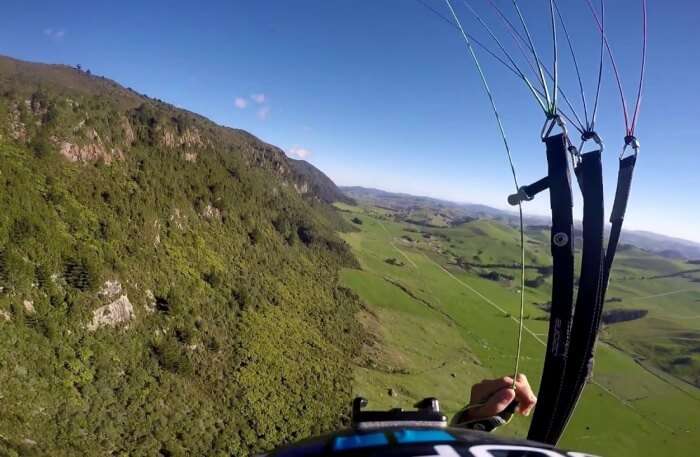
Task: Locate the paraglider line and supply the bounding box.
[460,0,548,114]
[510,0,552,111]
[553,1,589,128]
[630,0,647,135]
[415,0,585,133]
[444,0,526,388]
[484,0,587,133]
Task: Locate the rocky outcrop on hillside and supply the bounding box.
[87,280,134,331]
[289,158,355,204]
[88,295,134,331]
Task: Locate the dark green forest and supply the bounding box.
[0,56,366,456]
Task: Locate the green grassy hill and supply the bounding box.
[0,55,366,456]
[337,202,700,456]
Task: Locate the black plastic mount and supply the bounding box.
[351,397,447,430]
[507,176,550,206]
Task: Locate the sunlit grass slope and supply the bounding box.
[339,204,700,456]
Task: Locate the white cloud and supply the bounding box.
[234,97,248,109]
[250,93,266,104]
[257,106,270,121]
[288,146,312,160]
[43,28,66,40]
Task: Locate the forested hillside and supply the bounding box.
[0,55,365,456]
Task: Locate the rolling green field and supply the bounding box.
[336,202,700,456]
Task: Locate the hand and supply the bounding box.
[455,374,537,424]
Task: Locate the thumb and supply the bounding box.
[476,387,516,418]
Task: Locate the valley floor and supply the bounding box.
[337,203,700,457]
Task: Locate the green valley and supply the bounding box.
[337,199,700,456]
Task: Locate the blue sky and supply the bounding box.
[2,1,698,242]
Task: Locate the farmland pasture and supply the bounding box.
[337,203,700,456]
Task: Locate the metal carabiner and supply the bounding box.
[621,135,640,159]
[578,131,604,155]
[568,143,581,167]
[540,115,568,140]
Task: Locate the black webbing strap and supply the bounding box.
[543,150,606,444]
[545,154,636,444]
[527,133,575,444]
[602,155,637,299]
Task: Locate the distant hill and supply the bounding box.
[342,186,700,260]
[619,230,700,261]
[0,54,363,456]
[341,186,516,222]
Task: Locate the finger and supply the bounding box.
[514,373,530,390]
[471,376,514,403]
[513,374,537,416]
[474,387,516,418]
